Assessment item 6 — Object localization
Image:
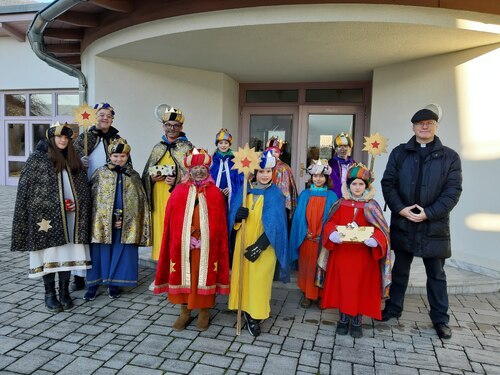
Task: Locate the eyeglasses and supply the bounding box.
[414,120,436,127]
[164,123,182,130]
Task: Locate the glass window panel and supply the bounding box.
[307,114,354,163]
[8,123,25,156]
[249,114,293,166]
[57,94,79,116]
[32,123,51,150]
[9,161,26,178]
[305,89,363,103]
[30,93,53,116]
[246,90,298,103]
[5,94,26,116]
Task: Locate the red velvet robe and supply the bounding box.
[321,199,387,319]
[154,179,230,296]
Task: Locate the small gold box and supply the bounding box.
[336,225,374,243]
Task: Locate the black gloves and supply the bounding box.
[235,207,249,223]
[244,233,270,262]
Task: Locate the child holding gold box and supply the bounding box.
[320,163,391,338]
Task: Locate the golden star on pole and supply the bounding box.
[231,143,261,176]
[37,219,52,232]
[73,102,97,127]
[362,132,388,157]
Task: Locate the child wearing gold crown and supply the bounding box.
[319,163,391,338]
[11,122,92,312]
[84,139,151,300]
[209,129,243,210]
[290,159,338,308]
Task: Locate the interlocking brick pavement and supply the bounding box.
[1,186,499,374]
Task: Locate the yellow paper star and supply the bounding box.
[170,261,176,273]
[362,132,388,157]
[213,262,218,272]
[231,143,261,176]
[37,219,52,232]
[73,102,97,127]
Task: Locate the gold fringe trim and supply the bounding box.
[198,192,209,288]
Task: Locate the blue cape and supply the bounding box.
[229,183,290,282]
[209,151,243,192]
[289,188,338,262]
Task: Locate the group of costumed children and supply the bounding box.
[12,103,390,339]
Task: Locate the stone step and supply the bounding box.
[139,248,500,295]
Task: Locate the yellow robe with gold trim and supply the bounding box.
[228,194,277,320]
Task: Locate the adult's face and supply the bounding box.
[335,144,350,160]
[413,119,437,144]
[163,121,183,141]
[54,135,69,150]
[96,109,113,133]
[189,165,208,182]
[109,152,128,167]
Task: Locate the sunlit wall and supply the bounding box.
[371,42,500,274]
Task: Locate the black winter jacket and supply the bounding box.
[381,136,462,258]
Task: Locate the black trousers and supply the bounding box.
[385,250,449,324]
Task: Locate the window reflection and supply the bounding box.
[57,94,79,116]
[5,94,26,116]
[8,123,25,156]
[30,94,52,116]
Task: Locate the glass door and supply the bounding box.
[296,105,366,192]
[241,107,299,170]
[5,121,51,185]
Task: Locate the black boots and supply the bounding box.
[71,275,86,291]
[42,272,73,312]
[58,279,74,310]
[43,276,63,313]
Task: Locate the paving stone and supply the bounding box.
[262,353,298,375]
[114,318,152,336]
[187,363,225,374]
[465,347,500,366]
[41,353,76,372]
[0,354,17,370]
[299,349,321,367]
[374,363,418,374]
[0,336,24,354]
[130,353,164,368]
[239,343,270,357]
[133,334,172,355]
[333,346,374,366]
[331,360,353,374]
[395,351,440,371]
[189,337,231,355]
[5,348,58,374]
[435,347,472,371]
[354,363,375,374]
[160,359,195,374]
[117,365,164,375]
[104,351,136,370]
[200,353,233,368]
[282,336,304,352]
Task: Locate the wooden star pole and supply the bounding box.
[231,143,261,335]
[362,132,389,171]
[73,103,97,157]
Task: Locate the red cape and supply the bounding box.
[154,179,230,295]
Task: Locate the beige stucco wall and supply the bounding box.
[371,43,500,274]
[0,38,77,90]
[84,56,239,174]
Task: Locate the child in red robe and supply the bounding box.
[320,163,391,338]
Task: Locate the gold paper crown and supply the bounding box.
[108,138,131,154]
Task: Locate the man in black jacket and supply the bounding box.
[380,107,462,339]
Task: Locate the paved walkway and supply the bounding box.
[1,185,499,374]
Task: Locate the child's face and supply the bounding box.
[54,135,69,150]
[349,178,366,198]
[110,153,128,167]
[189,165,209,182]
[312,174,326,188]
[256,168,273,185]
[217,140,230,153]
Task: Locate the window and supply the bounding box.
[29,93,52,116]
[5,94,26,116]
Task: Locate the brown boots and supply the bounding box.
[172,305,211,331]
[196,308,210,331]
[173,305,192,331]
